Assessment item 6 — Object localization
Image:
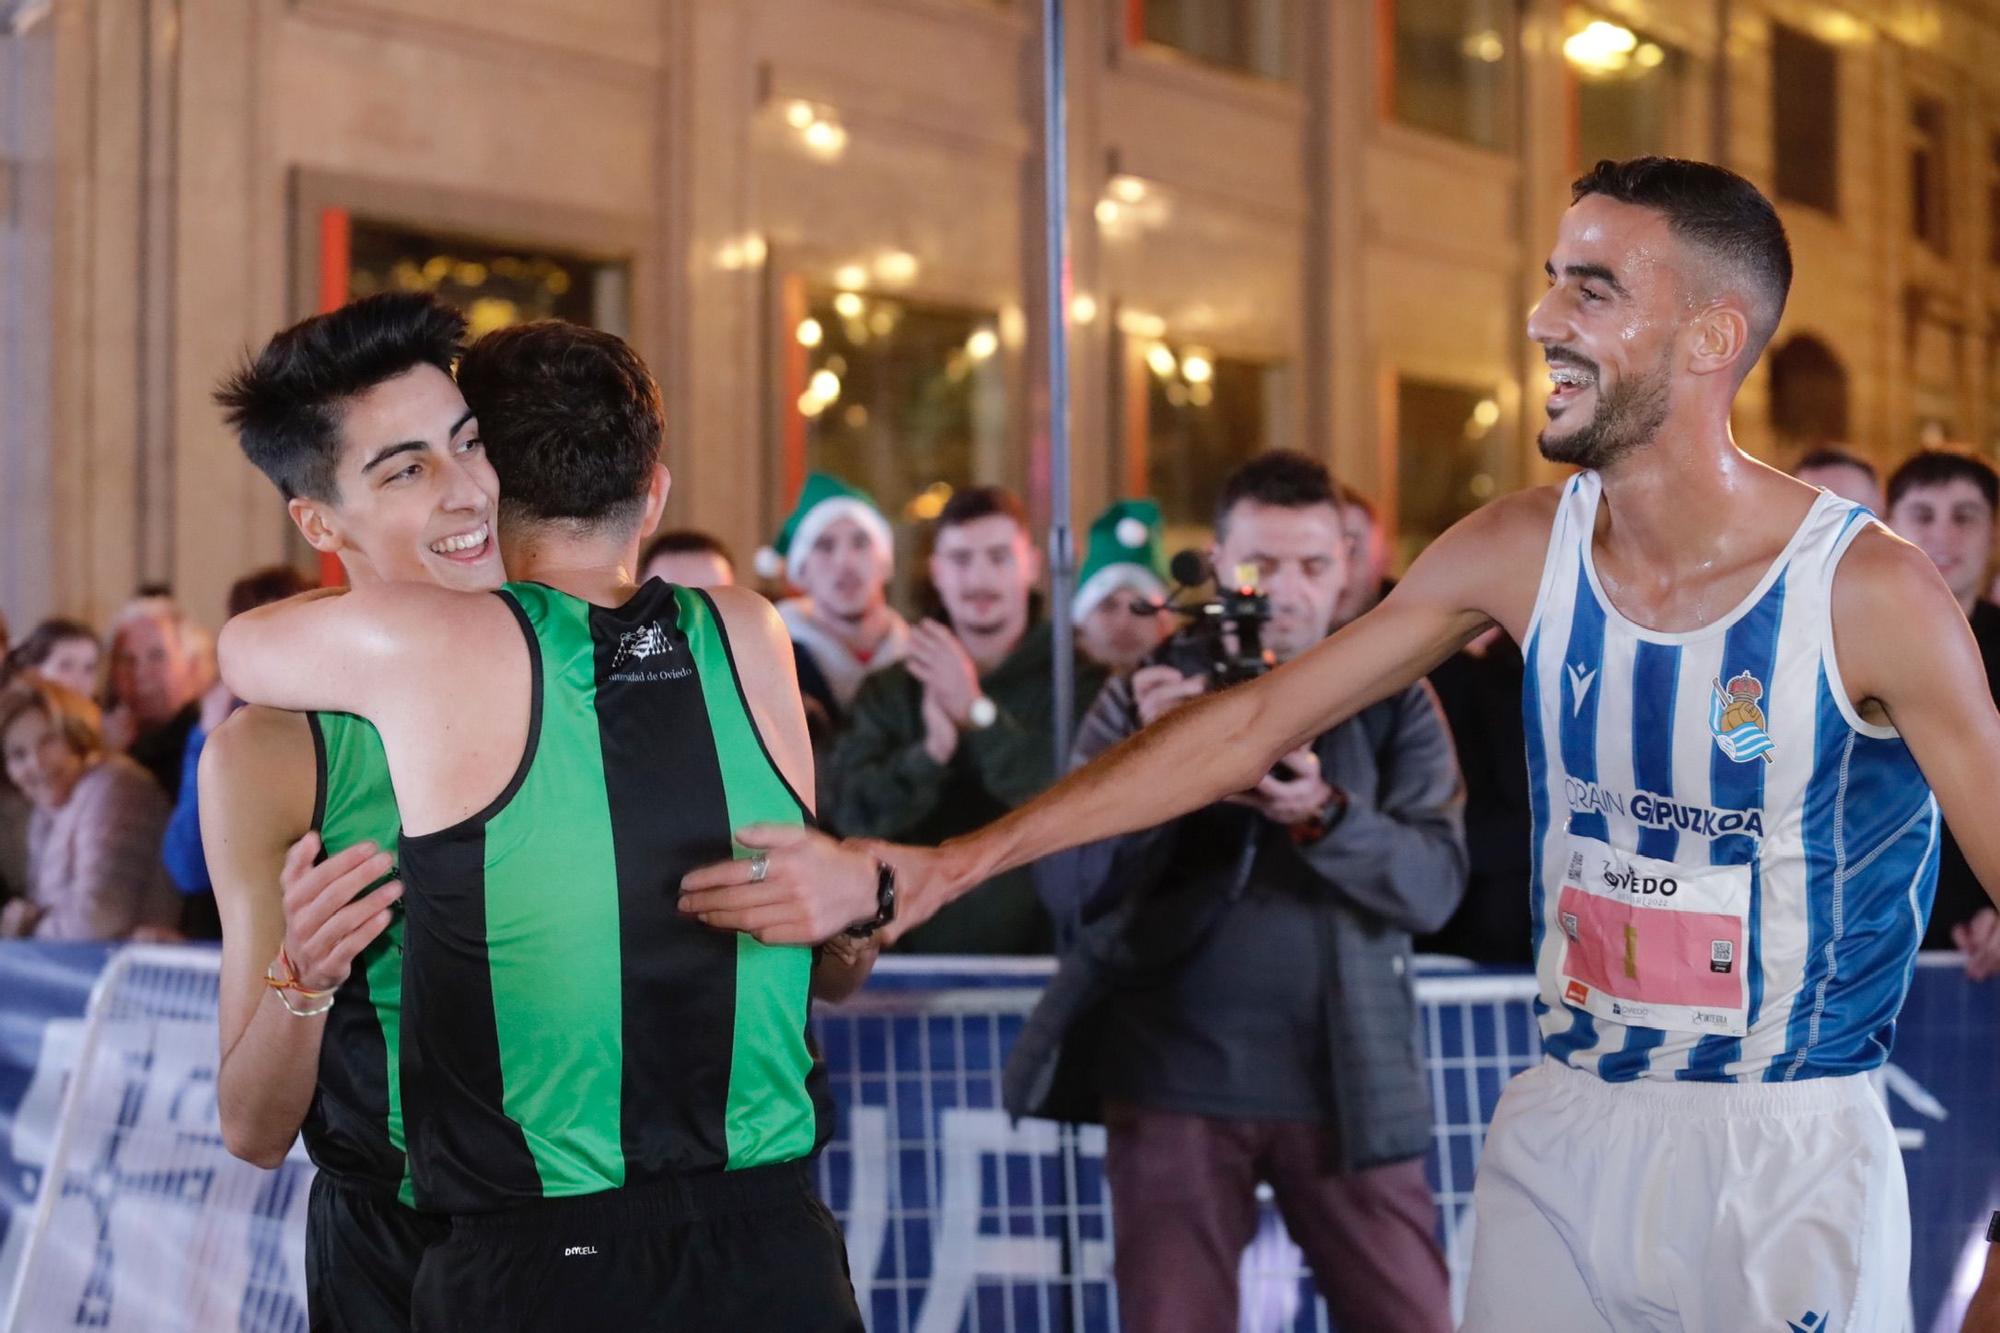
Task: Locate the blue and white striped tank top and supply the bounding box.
[1524,472,1939,1083]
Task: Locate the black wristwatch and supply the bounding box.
[844,860,897,939]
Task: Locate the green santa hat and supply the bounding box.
[755,472,895,584]
[1073,499,1168,623]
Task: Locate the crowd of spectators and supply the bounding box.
[5,440,2000,981]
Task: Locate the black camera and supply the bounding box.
[1143,550,1275,689]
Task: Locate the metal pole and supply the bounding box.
[1040,0,1076,773]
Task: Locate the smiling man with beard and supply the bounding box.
[686,157,2000,1331]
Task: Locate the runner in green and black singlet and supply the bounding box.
[398,579,831,1213]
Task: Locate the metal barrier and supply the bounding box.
[3,948,1545,1331]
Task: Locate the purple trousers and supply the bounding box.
[1103,1101,1452,1333]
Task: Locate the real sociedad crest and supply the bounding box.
[1709,670,1776,765]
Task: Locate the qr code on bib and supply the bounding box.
[1710,939,1735,973]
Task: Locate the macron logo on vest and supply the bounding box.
[1566,661,1597,717]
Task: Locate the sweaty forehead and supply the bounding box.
[1550,195,1685,294]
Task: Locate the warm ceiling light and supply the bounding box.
[1070,294,1099,324]
[785,100,817,130]
[796,318,824,348]
[1461,30,1505,63]
[874,250,919,285]
[966,328,999,361]
[1109,175,1147,204]
[834,264,868,291]
[1181,350,1214,384]
[1563,20,1637,75]
[1146,343,1178,378]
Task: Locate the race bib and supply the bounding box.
[1554,834,1751,1037]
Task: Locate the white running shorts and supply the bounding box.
[1461,1057,1908,1333]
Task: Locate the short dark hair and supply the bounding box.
[456,321,664,533]
[935,485,1029,537]
[226,565,314,619]
[1886,448,2000,515]
[1571,156,1793,349]
[214,293,466,502]
[10,617,97,674]
[1794,447,1877,484]
[1214,450,1338,537]
[641,530,734,571]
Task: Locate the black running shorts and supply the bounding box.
[408,1160,862,1332]
[306,1172,449,1332]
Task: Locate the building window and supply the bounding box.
[1134,342,1284,548]
[1767,335,1850,448]
[345,221,630,337]
[1134,0,1295,83]
[1912,96,1950,254]
[1388,0,1516,151]
[1395,377,1512,570]
[791,290,1008,604]
[1770,23,1838,215]
[1562,13,1680,169]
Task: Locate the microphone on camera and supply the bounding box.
[1169,549,1211,589]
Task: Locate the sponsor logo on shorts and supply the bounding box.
[1690,1010,1733,1029]
[564,1245,599,1257]
[1607,998,1653,1022]
[1787,1312,1826,1333]
[1560,911,1580,941]
[1565,979,1590,1006]
[1710,939,1734,974]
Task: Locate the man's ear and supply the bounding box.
[288,497,344,556]
[1687,302,1752,379]
[640,463,671,535]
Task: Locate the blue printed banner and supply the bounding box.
[0,948,1993,1331]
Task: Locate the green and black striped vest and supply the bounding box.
[303,710,414,1204]
[397,579,828,1213]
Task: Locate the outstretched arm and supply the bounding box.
[1835,528,2000,911]
[680,488,1555,945]
[882,491,1550,937]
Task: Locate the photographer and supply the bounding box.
[1013,452,1465,1333]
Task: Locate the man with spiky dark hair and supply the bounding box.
[205,291,501,1330]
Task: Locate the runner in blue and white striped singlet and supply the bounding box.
[1524,469,1939,1084]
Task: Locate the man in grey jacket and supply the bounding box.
[1014,452,1466,1333]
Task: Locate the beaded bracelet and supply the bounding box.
[265,947,336,1018]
